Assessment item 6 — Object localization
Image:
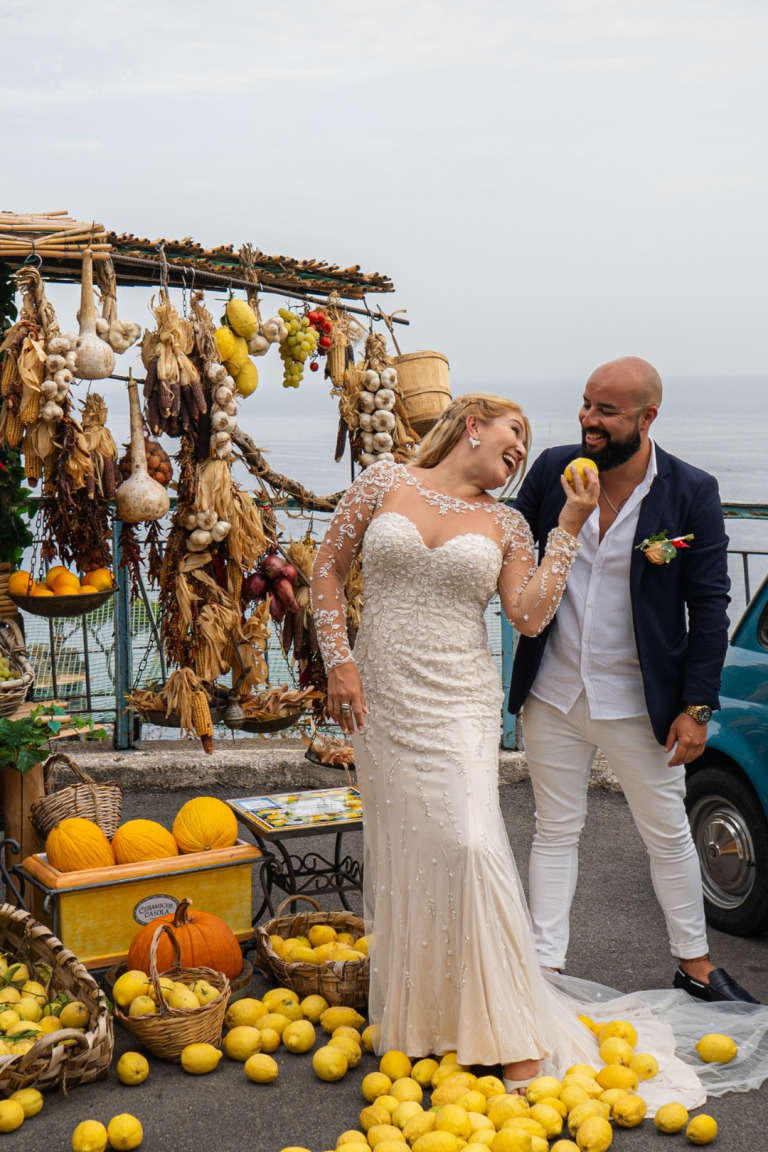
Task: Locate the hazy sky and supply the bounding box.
[2,0,767,385]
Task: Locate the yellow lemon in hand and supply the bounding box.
[695,1033,737,1064]
[564,457,598,489]
[686,1114,718,1144]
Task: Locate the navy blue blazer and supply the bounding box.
[508,443,730,744]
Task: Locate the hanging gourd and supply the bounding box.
[126,897,242,979]
[111,819,179,865]
[172,796,238,854]
[46,817,116,872]
[73,249,116,380]
[115,370,171,524]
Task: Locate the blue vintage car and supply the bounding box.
[686,572,768,935]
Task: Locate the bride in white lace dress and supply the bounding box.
[310,392,768,1105]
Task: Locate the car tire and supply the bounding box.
[686,765,768,936]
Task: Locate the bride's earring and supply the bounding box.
[469,436,481,449]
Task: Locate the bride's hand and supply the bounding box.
[327,661,368,733]
[558,465,600,537]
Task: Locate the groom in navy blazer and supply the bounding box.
[509,356,757,1004]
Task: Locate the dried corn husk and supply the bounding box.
[239,599,271,691]
[301,730,355,767]
[163,668,206,738]
[228,487,266,572]
[241,684,320,720]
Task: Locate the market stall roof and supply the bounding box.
[0,211,395,300]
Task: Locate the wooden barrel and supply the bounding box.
[394,351,452,436]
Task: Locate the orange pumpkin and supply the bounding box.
[127,898,242,979]
[112,819,179,865]
[46,817,116,872]
[172,796,238,854]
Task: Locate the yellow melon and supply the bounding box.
[112,820,179,865]
[46,818,115,872]
[172,797,238,854]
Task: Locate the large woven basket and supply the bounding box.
[254,896,369,1010]
[28,752,123,840]
[0,618,34,718]
[113,922,230,1062]
[0,562,17,620]
[0,903,113,1096]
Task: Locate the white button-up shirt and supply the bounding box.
[531,441,658,719]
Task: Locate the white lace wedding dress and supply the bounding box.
[312,461,768,1109]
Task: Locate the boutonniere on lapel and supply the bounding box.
[637,530,694,565]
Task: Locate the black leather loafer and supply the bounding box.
[674,965,760,1004]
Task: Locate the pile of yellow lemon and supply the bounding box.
[112,968,222,1018]
[0,956,91,1057]
[8,564,113,599]
[71,1114,143,1152]
[269,922,369,966]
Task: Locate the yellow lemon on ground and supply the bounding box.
[337,1131,368,1146]
[487,1095,530,1128]
[259,1012,290,1036]
[433,1076,479,1106]
[313,1044,348,1081]
[379,1049,412,1080]
[654,1102,689,1133]
[630,1052,658,1080]
[537,1096,567,1118]
[597,1021,638,1048]
[503,1117,548,1139]
[300,994,329,1022]
[0,1099,24,1132]
[685,1114,718,1144]
[595,1065,638,1092]
[366,1124,403,1147]
[319,1005,365,1033]
[107,1114,143,1151]
[565,1064,599,1079]
[0,1008,20,1032]
[489,1131,531,1152]
[393,1100,424,1128]
[333,1025,362,1044]
[574,1115,612,1152]
[567,1101,601,1137]
[308,923,337,947]
[9,1087,43,1117]
[225,997,268,1029]
[457,1090,487,1114]
[363,1071,393,1101]
[411,1057,439,1086]
[167,983,200,1011]
[529,1103,563,1138]
[361,1023,378,1053]
[266,995,304,1021]
[283,1019,316,1053]
[244,1052,279,1082]
[262,986,299,1011]
[403,1111,437,1143]
[180,1042,222,1073]
[329,1034,362,1066]
[474,1074,507,1098]
[695,1033,738,1064]
[223,1025,262,1061]
[112,971,151,1008]
[374,1094,398,1116]
[431,1063,462,1088]
[611,1094,646,1127]
[598,1037,634,1066]
[412,1133,460,1152]
[466,1143,495,1152]
[116,1051,149,1085]
[360,1104,393,1132]
[560,1085,590,1112]
[551,1143,580,1152]
[71,1119,108,1151]
[598,1089,628,1108]
[436,1104,472,1139]
[259,1027,281,1052]
[564,457,599,489]
[128,995,156,1018]
[527,1075,563,1103]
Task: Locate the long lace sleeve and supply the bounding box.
[497,508,581,636]
[310,461,391,670]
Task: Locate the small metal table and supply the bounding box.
[226,789,364,922]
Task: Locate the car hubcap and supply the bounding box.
[689,795,756,909]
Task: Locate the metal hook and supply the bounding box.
[155,243,169,293]
[179,266,188,318]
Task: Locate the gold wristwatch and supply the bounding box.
[684,703,713,724]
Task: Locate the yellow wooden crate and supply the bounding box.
[20,839,261,969]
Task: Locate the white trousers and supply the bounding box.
[524,692,709,968]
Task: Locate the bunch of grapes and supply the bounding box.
[0,655,14,682]
[278,309,319,388]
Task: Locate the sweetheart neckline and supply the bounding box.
[370,511,504,557]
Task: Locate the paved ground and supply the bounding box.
[4,778,768,1152]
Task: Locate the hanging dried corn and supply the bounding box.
[141,292,206,438]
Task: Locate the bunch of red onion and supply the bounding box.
[242,547,300,622]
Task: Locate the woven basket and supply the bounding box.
[28,752,123,840]
[0,618,34,718]
[113,922,230,1062]
[0,903,113,1096]
[0,562,17,620]
[254,896,369,1010]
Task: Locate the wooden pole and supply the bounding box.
[2,763,45,872]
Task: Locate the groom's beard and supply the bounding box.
[581,422,642,471]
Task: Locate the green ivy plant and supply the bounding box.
[0,705,107,776]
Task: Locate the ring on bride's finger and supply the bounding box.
[339,703,351,712]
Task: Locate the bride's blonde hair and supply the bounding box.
[416,392,532,489]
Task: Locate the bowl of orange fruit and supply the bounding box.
[7,565,116,618]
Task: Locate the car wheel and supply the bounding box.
[685,765,768,936]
